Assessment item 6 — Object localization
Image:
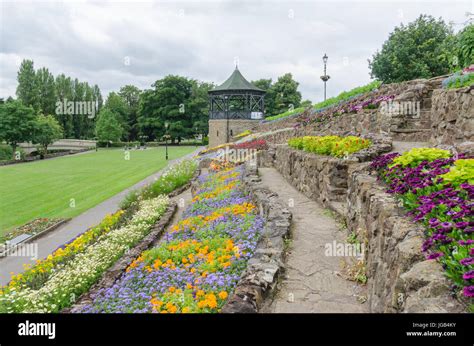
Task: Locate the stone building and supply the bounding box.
[208,67,265,147]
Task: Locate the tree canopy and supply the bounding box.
[369,15,455,83]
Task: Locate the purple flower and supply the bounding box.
[427,252,443,260]
[459,257,474,266]
[462,270,474,280]
[463,286,474,297]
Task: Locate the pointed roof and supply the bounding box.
[210,67,265,92]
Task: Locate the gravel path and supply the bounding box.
[0,147,203,285]
[258,167,367,313]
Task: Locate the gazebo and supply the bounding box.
[208,67,265,147]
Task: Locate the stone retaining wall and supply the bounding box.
[430,86,474,145]
[265,136,391,207]
[346,166,465,313]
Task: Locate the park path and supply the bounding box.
[391,140,429,153]
[258,167,367,313]
[0,147,203,285]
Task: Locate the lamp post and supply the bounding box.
[164,121,169,161]
[320,53,330,101]
[195,126,199,147]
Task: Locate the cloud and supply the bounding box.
[0,0,470,103]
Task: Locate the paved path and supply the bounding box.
[391,141,429,153]
[0,147,203,285]
[258,168,367,313]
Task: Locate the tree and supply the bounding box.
[105,92,129,140]
[0,100,37,158]
[55,74,74,138]
[188,81,213,138]
[137,75,194,142]
[16,59,39,111]
[369,15,455,83]
[95,108,123,146]
[36,67,56,116]
[271,73,302,115]
[456,24,474,68]
[33,114,63,157]
[118,85,142,141]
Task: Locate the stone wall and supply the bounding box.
[430,86,474,145]
[208,119,260,147]
[346,166,465,313]
[266,135,392,208]
[247,76,473,146]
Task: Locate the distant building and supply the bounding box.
[208,67,265,147]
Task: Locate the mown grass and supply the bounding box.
[0,147,196,234]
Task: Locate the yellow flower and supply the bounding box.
[218,291,228,300]
[182,307,191,313]
[169,286,176,293]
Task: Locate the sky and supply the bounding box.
[0,0,472,104]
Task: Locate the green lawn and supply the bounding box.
[0,147,196,234]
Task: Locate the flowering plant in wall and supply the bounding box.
[371,148,473,304]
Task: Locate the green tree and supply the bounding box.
[118,85,142,141]
[105,92,129,140]
[55,74,74,138]
[16,59,39,111]
[369,15,454,83]
[0,100,37,158]
[95,108,123,146]
[138,75,194,142]
[271,73,302,115]
[36,67,56,116]
[33,114,63,157]
[456,24,474,68]
[188,81,213,138]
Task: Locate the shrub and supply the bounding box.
[439,159,474,186]
[0,144,13,161]
[389,148,451,168]
[288,135,371,158]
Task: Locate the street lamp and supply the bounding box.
[164,121,169,161]
[320,53,330,101]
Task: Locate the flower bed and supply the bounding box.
[370,148,474,303]
[0,196,169,313]
[0,217,66,244]
[78,164,265,313]
[288,135,371,158]
[442,66,474,89]
[297,94,395,126]
[120,159,197,210]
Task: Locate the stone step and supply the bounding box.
[391,128,431,134]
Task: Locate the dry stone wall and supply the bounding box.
[346,166,466,313]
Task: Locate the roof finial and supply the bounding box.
[234,56,239,70]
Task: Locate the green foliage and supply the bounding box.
[443,71,474,89]
[288,135,371,158]
[272,73,302,115]
[16,60,39,111]
[251,78,278,116]
[119,85,142,141]
[121,160,198,210]
[439,159,474,186]
[389,148,451,168]
[32,114,64,155]
[95,108,123,144]
[104,92,129,140]
[138,76,211,142]
[0,144,13,161]
[36,67,56,116]
[0,100,37,156]
[266,81,381,121]
[369,15,454,83]
[456,24,474,68]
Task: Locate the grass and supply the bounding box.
[0,146,196,234]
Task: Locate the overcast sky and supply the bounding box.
[0,0,471,103]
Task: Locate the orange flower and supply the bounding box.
[218,291,228,300]
[169,286,176,293]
